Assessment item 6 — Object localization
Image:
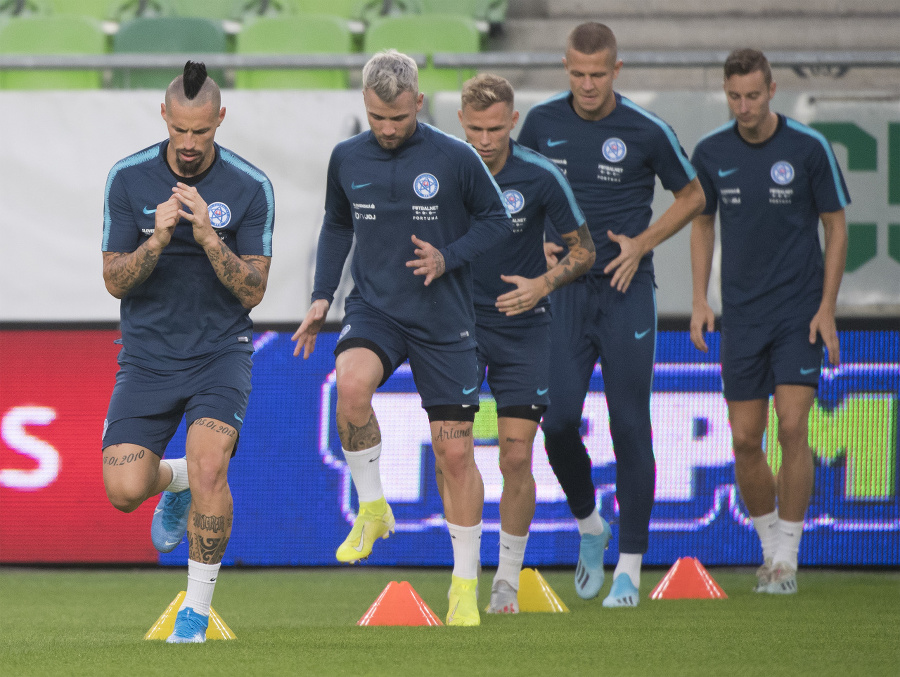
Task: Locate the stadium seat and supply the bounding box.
[362,14,481,93]
[108,0,173,22]
[111,16,227,89]
[234,14,353,89]
[167,0,236,19]
[0,15,106,89]
[45,0,116,20]
[0,0,47,18]
[282,0,384,22]
[406,0,487,19]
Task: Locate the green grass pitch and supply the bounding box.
[1,566,898,676]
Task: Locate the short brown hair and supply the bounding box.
[460,73,514,112]
[567,22,617,61]
[724,48,772,86]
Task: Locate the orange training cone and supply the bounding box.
[650,557,727,600]
[516,568,569,612]
[144,591,237,639]
[358,581,444,626]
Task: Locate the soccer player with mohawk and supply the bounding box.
[101,61,274,642]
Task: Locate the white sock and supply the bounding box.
[181,560,220,616]
[494,530,528,589]
[447,521,482,580]
[343,443,383,503]
[614,553,643,589]
[161,457,189,493]
[752,510,780,562]
[773,519,803,570]
[576,508,605,536]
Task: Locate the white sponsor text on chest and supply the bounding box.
[412,205,439,221]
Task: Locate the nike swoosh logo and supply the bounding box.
[800,367,818,375]
[536,388,549,396]
[462,386,477,395]
[368,455,380,463]
[352,531,366,552]
[143,206,157,214]
[718,168,739,177]
[164,539,180,547]
[546,139,567,147]
[634,329,651,340]
[234,413,243,423]
[447,600,459,624]
[351,182,371,190]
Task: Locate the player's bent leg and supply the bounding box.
[102,443,165,513]
[334,347,384,450]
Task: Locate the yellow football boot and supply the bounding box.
[446,575,480,626]
[335,497,395,563]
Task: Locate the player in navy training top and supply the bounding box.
[101,62,274,643]
[292,51,514,627]
[517,22,706,607]
[455,74,595,614]
[690,49,849,595]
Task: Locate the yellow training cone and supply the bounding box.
[144,591,237,640]
[517,568,569,613]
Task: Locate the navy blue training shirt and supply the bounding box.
[103,141,274,368]
[473,139,585,327]
[517,91,696,277]
[313,122,514,346]
[691,115,850,325]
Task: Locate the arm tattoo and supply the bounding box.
[337,412,381,451]
[203,238,269,308]
[547,225,595,291]
[103,245,161,297]
[433,249,445,278]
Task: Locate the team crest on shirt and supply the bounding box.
[770,161,795,185]
[503,190,525,214]
[413,173,439,199]
[208,202,231,228]
[602,138,627,163]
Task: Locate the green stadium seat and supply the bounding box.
[282,0,384,22]
[167,0,235,19]
[409,0,486,19]
[46,0,117,20]
[0,15,106,89]
[362,14,481,93]
[234,14,353,89]
[0,0,48,18]
[111,16,227,89]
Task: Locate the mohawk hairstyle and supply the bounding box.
[182,61,208,100]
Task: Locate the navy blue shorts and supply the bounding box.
[102,349,253,457]
[721,319,823,401]
[336,300,480,409]
[475,317,550,410]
